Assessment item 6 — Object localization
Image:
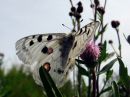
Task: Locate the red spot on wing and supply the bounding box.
[47,47,53,54]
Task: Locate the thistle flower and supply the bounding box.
[80,42,100,67]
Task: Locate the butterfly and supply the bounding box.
[15,21,99,87]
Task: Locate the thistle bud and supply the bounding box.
[97,7,105,15]
[90,4,95,8]
[71,7,76,12]
[77,6,83,13]
[111,20,120,28]
[77,1,82,7]
[69,12,73,16]
[108,40,113,44]
[94,0,99,6]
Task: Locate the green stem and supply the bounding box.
[88,71,91,97]
[77,19,80,31]
[73,67,77,96]
[116,28,122,57]
[110,43,119,57]
[96,64,100,97]
[94,5,97,22]
[104,0,107,9]
[98,79,107,96]
[78,73,82,97]
[100,16,104,44]
[69,0,73,7]
[92,69,96,97]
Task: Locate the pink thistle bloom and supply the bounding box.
[80,41,100,66]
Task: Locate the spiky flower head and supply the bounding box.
[80,42,100,67]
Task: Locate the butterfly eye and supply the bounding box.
[43,62,51,72]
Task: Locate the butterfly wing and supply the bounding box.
[16,33,66,64]
[16,33,69,86]
[70,21,99,57]
[62,21,99,76]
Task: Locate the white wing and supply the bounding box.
[62,21,99,76]
[16,33,66,64]
[16,33,70,86]
[69,21,99,58]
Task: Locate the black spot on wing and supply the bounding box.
[79,28,83,35]
[83,26,87,34]
[37,35,42,42]
[53,69,64,74]
[32,35,35,38]
[41,46,48,54]
[72,41,77,49]
[47,35,53,41]
[87,29,90,35]
[29,40,34,46]
[57,68,64,74]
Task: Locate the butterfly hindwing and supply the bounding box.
[34,44,67,86]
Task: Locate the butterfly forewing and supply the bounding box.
[16,33,66,64]
[61,22,99,78]
[68,21,99,58]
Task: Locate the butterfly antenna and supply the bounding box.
[80,19,83,22]
[62,24,72,31]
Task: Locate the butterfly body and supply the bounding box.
[16,21,99,87]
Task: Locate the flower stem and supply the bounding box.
[96,64,100,97]
[78,71,82,97]
[110,43,119,57]
[92,68,96,97]
[94,5,97,22]
[69,0,73,7]
[116,28,122,57]
[88,70,91,97]
[100,16,104,44]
